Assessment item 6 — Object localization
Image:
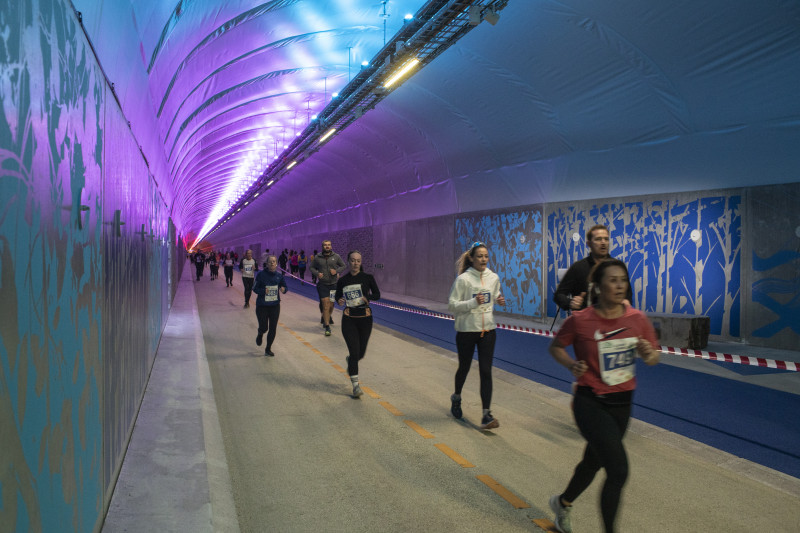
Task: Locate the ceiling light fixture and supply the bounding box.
[286,160,297,170]
[318,128,337,143]
[383,58,420,88]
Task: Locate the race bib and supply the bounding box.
[329,289,337,302]
[265,285,279,302]
[597,337,637,386]
[471,289,492,313]
[343,284,365,307]
[244,265,253,273]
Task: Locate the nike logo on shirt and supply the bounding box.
[594,327,631,341]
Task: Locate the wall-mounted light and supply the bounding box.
[318,128,337,144]
[267,180,275,186]
[286,160,297,170]
[383,58,420,88]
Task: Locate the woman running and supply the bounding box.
[448,241,505,429]
[223,252,235,287]
[335,251,380,398]
[547,258,659,533]
[252,255,288,356]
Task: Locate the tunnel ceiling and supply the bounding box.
[73,0,800,249]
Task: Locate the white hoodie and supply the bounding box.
[448,267,501,332]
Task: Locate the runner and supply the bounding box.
[335,251,380,397]
[309,239,345,336]
[447,241,506,430]
[252,255,287,356]
[239,249,257,308]
[547,258,659,533]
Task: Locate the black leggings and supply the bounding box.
[243,277,254,304]
[454,329,496,409]
[342,315,373,376]
[255,305,280,349]
[562,389,632,533]
[224,266,233,285]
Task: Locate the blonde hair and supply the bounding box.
[455,242,487,275]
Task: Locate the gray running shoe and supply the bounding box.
[450,394,462,419]
[352,383,363,398]
[480,412,499,430]
[549,495,572,533]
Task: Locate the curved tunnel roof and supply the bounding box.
[73,0,800,248]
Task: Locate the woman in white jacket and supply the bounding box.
[448,241,506,429]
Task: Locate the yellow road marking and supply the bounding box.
[476,475,530,509]
[532,519,558,531]
[312,348,322,355]
[404,420,434,439]
[434,443,475,468]
[302,341,313,348]
[379,401,404,416]
[360,386,380,399]
[320,355,333,363]
[331,364,347,373]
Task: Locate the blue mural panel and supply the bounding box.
[548,194,741,337]
[456,209,543,318]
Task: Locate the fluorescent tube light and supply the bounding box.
[384,58,420,88]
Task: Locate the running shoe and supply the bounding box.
[549,495,573,533]
[325,326,331,336]
[256,333,263,346]
[480,412,499,430]
[352,383,363,398]
[450,394,462,419]
[265,348,274,357]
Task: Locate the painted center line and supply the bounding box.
[379,401,404,416]
[434,443,475,468]
[476,474,530,509]
[404,420,435,439]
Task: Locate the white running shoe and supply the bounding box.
[549,495,572,533]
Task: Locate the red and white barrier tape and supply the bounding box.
[371,301,799,372]
[280,273,798,372]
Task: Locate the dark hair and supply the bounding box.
[588,258,629,301]
[586,224,609,242]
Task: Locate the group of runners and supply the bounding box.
[202,225,658,533]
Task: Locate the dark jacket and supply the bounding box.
[335,271,380,317]
[553,255,632,310]
[252,269,288,307]
[310,251,346,286]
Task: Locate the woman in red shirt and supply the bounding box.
[548,258,659,533]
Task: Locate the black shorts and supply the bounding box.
[316,283,336,301]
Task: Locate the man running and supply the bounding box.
[309,240,345,336]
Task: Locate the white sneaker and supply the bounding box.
[352,383,363,398]
[549,495,573,533]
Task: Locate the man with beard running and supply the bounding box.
[309,239,346,336]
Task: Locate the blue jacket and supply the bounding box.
[252,269,288,307]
